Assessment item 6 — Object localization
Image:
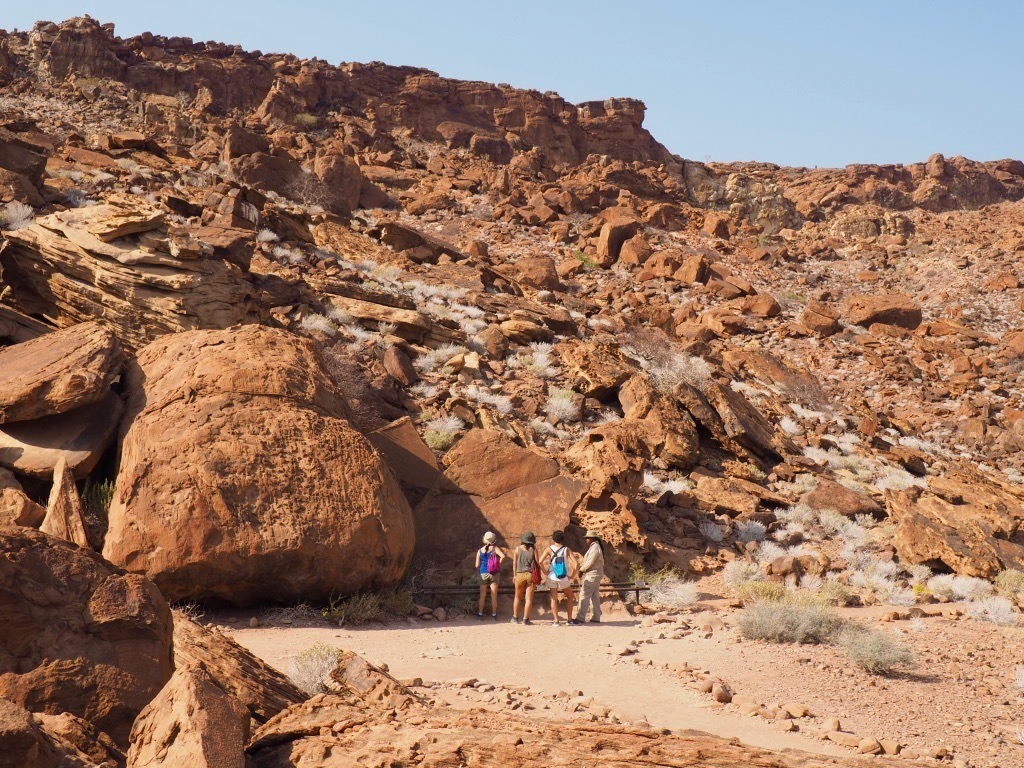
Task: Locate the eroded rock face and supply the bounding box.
[126,664,249,768]
[0,322,122,424]
[172,616,305,726]
[0,528,173,747]
[0,198,259,352]
[102,326,414,605]
[413,429,585,562]
[887,471,1024,578]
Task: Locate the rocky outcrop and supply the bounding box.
[887,471,1024,578]
[801,478,882,519]
[102,326,414,605]
[0,198,259,352]
[172,616,305,726]
[0,322,122,424]
[126,664,249,768]
[0,528,173,746]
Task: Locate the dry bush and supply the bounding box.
[289,642,341,695]
[996,569,1024,596]
[836,627,914,674]
[735,580,787,604]
[738,600,844,644]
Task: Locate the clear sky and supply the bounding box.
[4,1,1022,168]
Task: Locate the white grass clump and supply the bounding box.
[967,597,1017,626]
[465,385,513,415]
[907,564,932,586]
[299,314,337,336]
[415,343,467,373]
[886,588,918,607]
[697,520,725,543]
[799,574,823,591]
[256,228,279,243]
[642,473,693,496]
[410,382,438,399]
[951,576,994,601]
[789,403,827,421]
[0,201,34,230]
[778,417,803,436]
[648,578,699,609]
[530,417,557,435]
[927,574,994,601]
[874,465,928,493]
[722,560,763,587]
[755,541,786,564]
[545,389,580,423]
[289,643,341,695]
[734,520,767,544]
[1015,664,1024,690]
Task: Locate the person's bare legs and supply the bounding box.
[478,584,487,615]
[549,588,560,623]
[562,588,575,622]
[512,581,524,620]
[489,582,499,615]
[523,584,535,622]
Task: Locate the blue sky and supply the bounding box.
[4,1,1022,168]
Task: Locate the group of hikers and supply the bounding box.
[473,529,605,625]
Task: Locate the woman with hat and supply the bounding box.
[474,531,506,620]
[572,530,605,624]
[509,531,538,625]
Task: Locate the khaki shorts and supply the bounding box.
[480,573,498,584]
[545,576,572,591]
[514,572,534,587]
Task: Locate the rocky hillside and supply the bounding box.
[1,15,1023,767]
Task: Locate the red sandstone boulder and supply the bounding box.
[101,326,414,605]
[842,294,922,330]
[0,322,122,425]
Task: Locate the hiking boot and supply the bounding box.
[509,617,519,624]
[476,613,485,620]
[523,618,533,625]
[491,614,498,621]
[588,618,600,623]
[568,619,582,626]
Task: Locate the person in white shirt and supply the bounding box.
[538,529,577,626]
[573,530,605,624]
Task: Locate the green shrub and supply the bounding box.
[424,429,457,450]
[819,579,853,606]
[735,580,788,604]
[995,569,1024,596]
[294,112,319,129]
[81,478,115,545]
[737,600,845,644]
[837,627,914,674]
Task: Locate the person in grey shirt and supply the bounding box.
[572,530,605,624]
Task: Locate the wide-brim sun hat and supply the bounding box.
[584,530,600,538]
[482,531,496,544]
[520,531,536,544]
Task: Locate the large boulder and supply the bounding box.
[0,322,122,424]
[0,528,173,746]
[887,471,1024,578]
[102,326,414,605]
[800,477,882,519]
[0,697,102,768]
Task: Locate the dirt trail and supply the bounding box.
[225,609,849,758]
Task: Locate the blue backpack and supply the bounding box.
[552,546,568,579]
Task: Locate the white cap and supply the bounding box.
[482,531,496,544]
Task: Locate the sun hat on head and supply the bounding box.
[520,531,536,545]
[482,531,496,544]
[584,529,600,538]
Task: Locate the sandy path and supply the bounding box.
[225,610,849,758]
